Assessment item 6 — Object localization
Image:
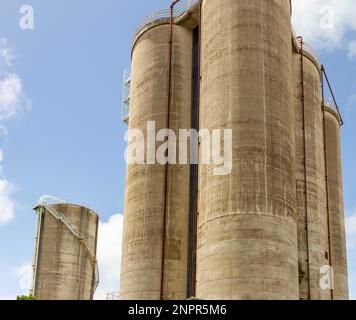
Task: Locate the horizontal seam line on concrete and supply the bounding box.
[198,276,299,286]
[198,212,296,228]
[197,253,299,264]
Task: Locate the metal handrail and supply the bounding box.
[176,0,200,16]
[135,0,200,35]
[325,100,338,114]
[293,29,320,65]
[106,291,120,300]
[121,69,131,124]
[322,65,344,125]
[136,2,320,69]
[135,9,171,34]
[37,204,97,264]
[296,39,320,65]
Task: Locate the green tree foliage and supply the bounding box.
[16,294,37,300]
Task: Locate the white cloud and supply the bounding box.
[0,149,16,225]
[94,214,123,300]
[292,0,356,51]
[346,94,356,112]
[0,37,30,225]
[0,262,32,300]
[0,179,15,224]
[0,263,33,299]
[0,74,25,121]
[0,37,30,123]
[348,41,356,60]
[346,210,356,250]
[13,263,32,291]
[349,270,356,300]
[346,209,356,300]
[0,37,14,67]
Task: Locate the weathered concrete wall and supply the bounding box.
[197,0,299,299]
[119,0,349,301]
[34,204,98,300]
[120,24,192,300]
[292,52,331,300]
[324,108,349,300]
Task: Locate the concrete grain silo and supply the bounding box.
[120,0,349,300]
[323,105,349,299]
[292,41,330,300]
[197,0,298,300]
[31,196,99,300]
[120,22,193,300]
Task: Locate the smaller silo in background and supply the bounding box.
[323,104,349,300]
[292,39,331,300]
[31,195,99,300]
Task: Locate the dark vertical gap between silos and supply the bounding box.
[187,26,200,299]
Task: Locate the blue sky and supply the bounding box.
[0,0,355,300]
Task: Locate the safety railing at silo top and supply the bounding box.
[106,291,120,300]
[121,69,131,124]
[135,0,200,36]
[292,28,320,66]
[121,0,200,125]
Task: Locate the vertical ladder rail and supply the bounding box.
[298,37,312,300]
[30,207,43,296]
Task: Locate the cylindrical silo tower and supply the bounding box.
[292,42,331,300]
[197,0,299,299]
[31,196,99,300]
[323,105,349,300]
[120,22,192,300]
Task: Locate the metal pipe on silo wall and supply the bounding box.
[160,0,182,300]
[30,207,44,296]
[296,38,312,300]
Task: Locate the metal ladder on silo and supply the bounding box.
[43,204,97,265]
